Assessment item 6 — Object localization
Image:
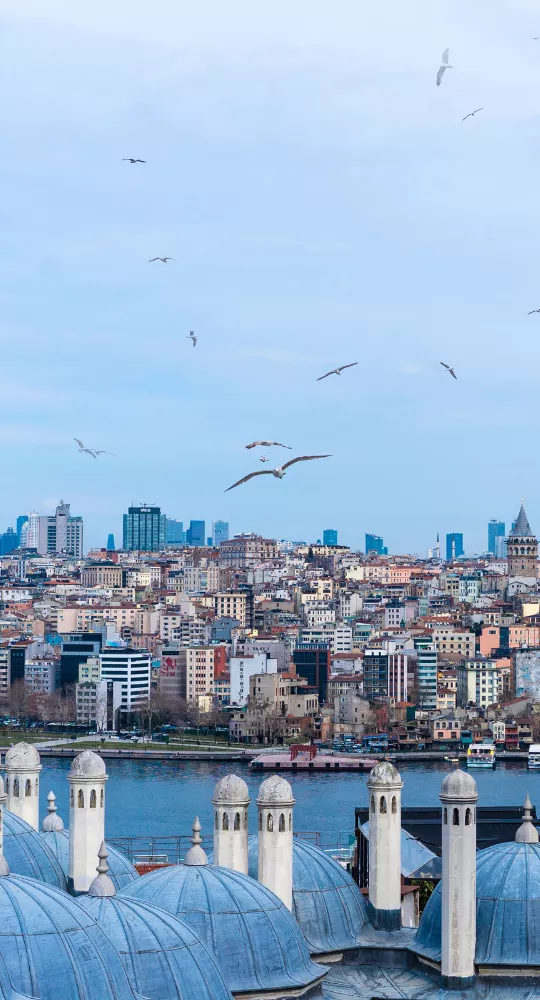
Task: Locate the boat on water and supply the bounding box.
[467,743,496,768]
[528,743,540,768]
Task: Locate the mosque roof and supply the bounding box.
[246,836,369,954]
[41,827,138,892]
[367,761,402,786]
[510,503,533,537]
[78,893,234,1000]
[0,871,136,1000]
[414,840,540,968]
[68,749,107,779]
[4,743,40,769]
[257,773,295,804]
[4,810,67,890]
[120,863,326,995]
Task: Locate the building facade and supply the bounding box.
[212,521,229,545]
[98,648,151,712]
[37,502,84,558]
[122,506,166,552]
[506,502,538,583]
[488,520,505,555]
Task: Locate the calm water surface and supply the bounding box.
[38,759,540,842]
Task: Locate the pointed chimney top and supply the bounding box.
[42,791,64,832]
[515,794,539,844]
[88,842,116,897]
[184,817,208,866]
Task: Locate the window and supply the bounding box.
[380,795,387,814]
[25,779,31,797]
[13,778,19,798]
[70,788,74,807]
[222,812,229,831]
[78,790,84,808]
[453,807,459,826]
[465,808,471,825]
[100,788,104,808]
[371,795,375,813]
[267,813,273,832]
[258,811,262,831]
[391,796,397,814]
[289,812,292,831]
[234,812,240,831]
[444,807,447,824]
[90,790,97,808]
[279,813,285,832]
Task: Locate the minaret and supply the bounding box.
[67,750,108,893]
[42,790,65,832]
[515,793,539,843]
[4,742,42,830]
[366,760,403,930]
[184,817,209,866]
[0,775,6,855]
[440,769,478,990]
[212,774,250,873]
[257,775,295,910]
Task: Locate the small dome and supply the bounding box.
[4,810,67,890]
[68,749,107,779]
[42,791,64,833]
[367,761,402,786]
[257,774,295,805]
[515,795,539,844]
[41,827,138,893]
[184,817,208,866]
[440,768,478,801]
[4,742,40,769]
[121,864,325,995]
[78,893,233,1000]
[212,773,249,804]
[415,840,540,969]
[246,836,368,955]
[0,871,136,1000]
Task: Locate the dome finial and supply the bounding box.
[88,842,116,897]
[515,793,539,844]
[42,790,65,832]
[184,817,208,866]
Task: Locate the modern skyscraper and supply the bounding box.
[488,520,505,555]
[293,643,331,705]
[166,519,185,545]
[446,533,464,560]
[16,515,28,546]
[323,529,338,546]
[212,520,229,546]
[24,512,39,550]
[365,533,387,555]
[186,520,205,546]
[123,506,166,552]
[0,528,17,555]
[106,534,115,551]
[38,502,84,558]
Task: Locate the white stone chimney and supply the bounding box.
[67,750,108,892]
[212,774,250,874]
[366,760,403,930]
[440,769,478,990]
[4,743,42,830]
[0,775,6,854]
[257,775,295,910]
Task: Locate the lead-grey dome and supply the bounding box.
[78,893,234,1000]
[4,810,67,890]
[0,870,136,1000]
[68,749,107,778]
[257,774,295,804]
[440,769,478,801]
[4,743,40,769]
[367,761,402,786]
[212,774,249,803]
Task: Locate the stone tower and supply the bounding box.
[67,750,108,893]
[366,760,403,930]
[212,774,250,874]
[440,769,478,990]
[506,502,538,582]
[4,743,41,830]
[257,775,295,910]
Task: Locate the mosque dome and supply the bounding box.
[79,890,233,1000]
[367,761,401,786]
[415,839,540,969]
[121,863,325,995]
[4,742,41,769]
[246,836,369,955]
[4,809,67,890]
[0,869,136,1000]
[257,774,295,804]
[41,826,138,893]
[68,749,107,779]
[212,773,249,803]
[440,769,478,800]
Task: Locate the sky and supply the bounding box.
[1,0,540,554]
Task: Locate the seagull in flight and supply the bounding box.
[317,362,358,381]
[74,438,97,458]
[440,361,457,379]
[527,308,540,314]
[245,440,292,450]
[149,257,175,263]
[93,449,116,457]
[226,455,331,491]
[186,331,197,347]
[436,48,453,86]
[259,456,270,463]
[122,158,146,164]
[462,108,483,121]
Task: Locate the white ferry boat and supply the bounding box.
[528,744,540,768]
[467,743,496,768]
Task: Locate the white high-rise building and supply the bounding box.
[37,502,84,558]
[99,647,151,712]
[23,512,39,550]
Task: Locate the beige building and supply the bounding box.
[80,562,125,589]
[159,646,215,705]
[249,672,319,718]
[431,628,476,659]
[218,534,278,569]
[215,592,251,628]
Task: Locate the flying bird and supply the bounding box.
[259,456,270,463]
[245,441,292,450]
[317,362,358,381]
[93,450,116,457]
[122,158,146,163]
[436,48,453,86]
[462,108,483,121]
[186,331,197,347]
[74,438,96,458]
[440,361,457,379]
[226,455,331,491]
[148,257,175,263]
[527,308,540,314]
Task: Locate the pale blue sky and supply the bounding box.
[1,0,539,553]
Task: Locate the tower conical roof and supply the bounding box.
[510,502,533,537]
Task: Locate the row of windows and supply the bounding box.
[370,794,398,814]
[444,807,474,825]
[6,777,38,797]
[70,788,104,808]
